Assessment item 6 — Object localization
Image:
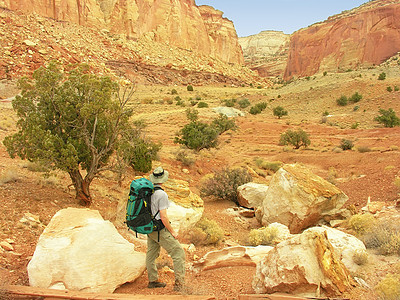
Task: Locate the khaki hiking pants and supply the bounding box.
[146,228,186,284]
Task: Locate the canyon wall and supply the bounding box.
[284,1,400,80]
[239,31,289,78]
[0,0,243,64]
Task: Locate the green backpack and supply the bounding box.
[126,178,164,235]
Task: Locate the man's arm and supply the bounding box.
[159,209,178,239]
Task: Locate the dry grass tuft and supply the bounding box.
[248,226,279,246]
[375,273,400,300]
[0,168,19,185]
[184,217,224,246]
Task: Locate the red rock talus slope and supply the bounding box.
[284,1,400,80]
[0,0,243,65]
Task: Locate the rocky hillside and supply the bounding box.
[0,0,243,65]
[0,7,262,85]
[284,0,400,80]
[239,31,289,78]
[241,0,400,80]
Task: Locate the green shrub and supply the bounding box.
[171,89,178,95]
[322,111,330,116]
[375,273,400,299]
[351,122,360,129]
[197,101,209,108]
[375,108,400,127]
[336,95,348,106]
[323,71,328,76]
[249,102,267,115]
[255,159,282,173]
[187,85,194,91]
[378,72,387,80]
[238,98,250,108]
[273,106,288,119]
[186,217,224,245]
[174,121,219,151]
[395,86,399,91]
[248,227,279,246]
[211,114,237,134]
[279,128,311,149]
[223,99,236,107]
[200,167,252,205]
[349,92,363,103]
[387,86,393,92]
[340,139,354,150]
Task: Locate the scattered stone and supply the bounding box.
[23,39,36,46]
[0,241,14,251]
[212,107,245,117]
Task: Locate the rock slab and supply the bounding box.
[28,208,146,293]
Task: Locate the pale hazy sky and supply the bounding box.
[195,0,369,37]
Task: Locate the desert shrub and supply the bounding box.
[211,114,237,134]
[387,86,393,92]
[187,85,194,91]
[186,217,224,245]
[248,227,279,246]
[26,161,50,172]
[362,220,400,256]
[378,72,387,80]
[255,159,282,173]
[353,249,369,266]
[273,106,288,119]
[174,121,219,151]
[249,102,267,115]
[175,149,196,166]
[357,146,371,153]
[348,213,376,235]
[323,71,328,76]
[279,128,311,149]
[340,139,354,150]
[197,101,208,108]
[238,98,250,108]
[171,89,178,95]
[322,111,330,116]
[395,86,399,91]
[349,92,363,103]
[351,122,360,129]
[200,167,252,205]
[223,98,236,107]
[0,168,19,185]
[353,106,360,112]
[336,95,348,106]
[375,108,400,127]
[375,273,400,300]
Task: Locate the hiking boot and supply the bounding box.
[148,281,166,288]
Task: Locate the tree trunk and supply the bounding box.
[69,169,92,206]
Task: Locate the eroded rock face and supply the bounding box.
[239,31,290,78]
[237,182,269,209]
[259,164,348,233]
[1,0,243,64]
[253,231,355,297]
[27,208,146,293]
[284,1,400,79]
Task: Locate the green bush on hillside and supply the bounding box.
[273,106,288,119]
[279,128,311,149]
[374,108,400,128]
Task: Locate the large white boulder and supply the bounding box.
[305,226,367,273]
[237,182,269,209]
[260,164,349,233]
[253,230,355,297]
[28,208,146,293]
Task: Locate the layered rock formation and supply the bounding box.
[0,0,243,65]
[284,0,400,79]
[239,31,290,78]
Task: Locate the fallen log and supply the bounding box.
[3,285,216,300]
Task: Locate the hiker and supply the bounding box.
[146,166,186,291]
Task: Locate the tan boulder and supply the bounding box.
[194,245,273,272]
[260,164,348,233]
[253,230,355,297]
[27,208,146,293]
[237,182,269,209]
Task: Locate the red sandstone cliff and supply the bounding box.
[284,0,400,80]
[0,0,243,65]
